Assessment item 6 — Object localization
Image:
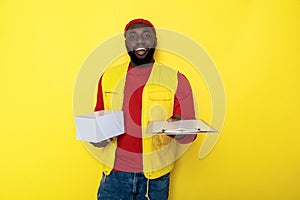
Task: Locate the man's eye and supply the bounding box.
[143,34,151,39]
[129,35,137,40]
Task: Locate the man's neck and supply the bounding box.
[130,59,155,68]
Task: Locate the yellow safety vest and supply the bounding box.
[100,62,180,179]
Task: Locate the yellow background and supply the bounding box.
[1,0,299,199]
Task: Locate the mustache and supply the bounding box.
[127,48,156,66]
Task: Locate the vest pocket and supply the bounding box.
[104,91,122,95]
[104,91,124,109]
[148,90,173,101]
[146,89,174,121]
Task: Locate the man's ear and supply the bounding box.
[125,41,130,52]
[153,38,157,48]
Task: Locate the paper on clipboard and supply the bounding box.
[147,119,217,135]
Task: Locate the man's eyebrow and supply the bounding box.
[128,29,151,34]
[128,30,137,34]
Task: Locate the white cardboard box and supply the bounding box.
[74,110,124,142]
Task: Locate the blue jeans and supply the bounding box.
[97,171,170,200]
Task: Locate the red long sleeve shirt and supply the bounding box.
[95,65,196,172]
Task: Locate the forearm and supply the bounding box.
[170,73,197,143]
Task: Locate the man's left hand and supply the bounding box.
[167,115,186,140]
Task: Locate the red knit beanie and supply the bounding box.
[124,18,156,34]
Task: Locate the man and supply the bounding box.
[92,18,196,200]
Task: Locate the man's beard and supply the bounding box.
[127,48,155,66]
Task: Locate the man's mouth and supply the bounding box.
[134,47,148,57]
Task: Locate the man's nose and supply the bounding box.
[136,35,145,44]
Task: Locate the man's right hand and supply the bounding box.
[90,138,114,148]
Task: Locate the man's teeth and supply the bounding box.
[136,47,146,51]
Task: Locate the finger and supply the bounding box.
[167,118,174,122]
